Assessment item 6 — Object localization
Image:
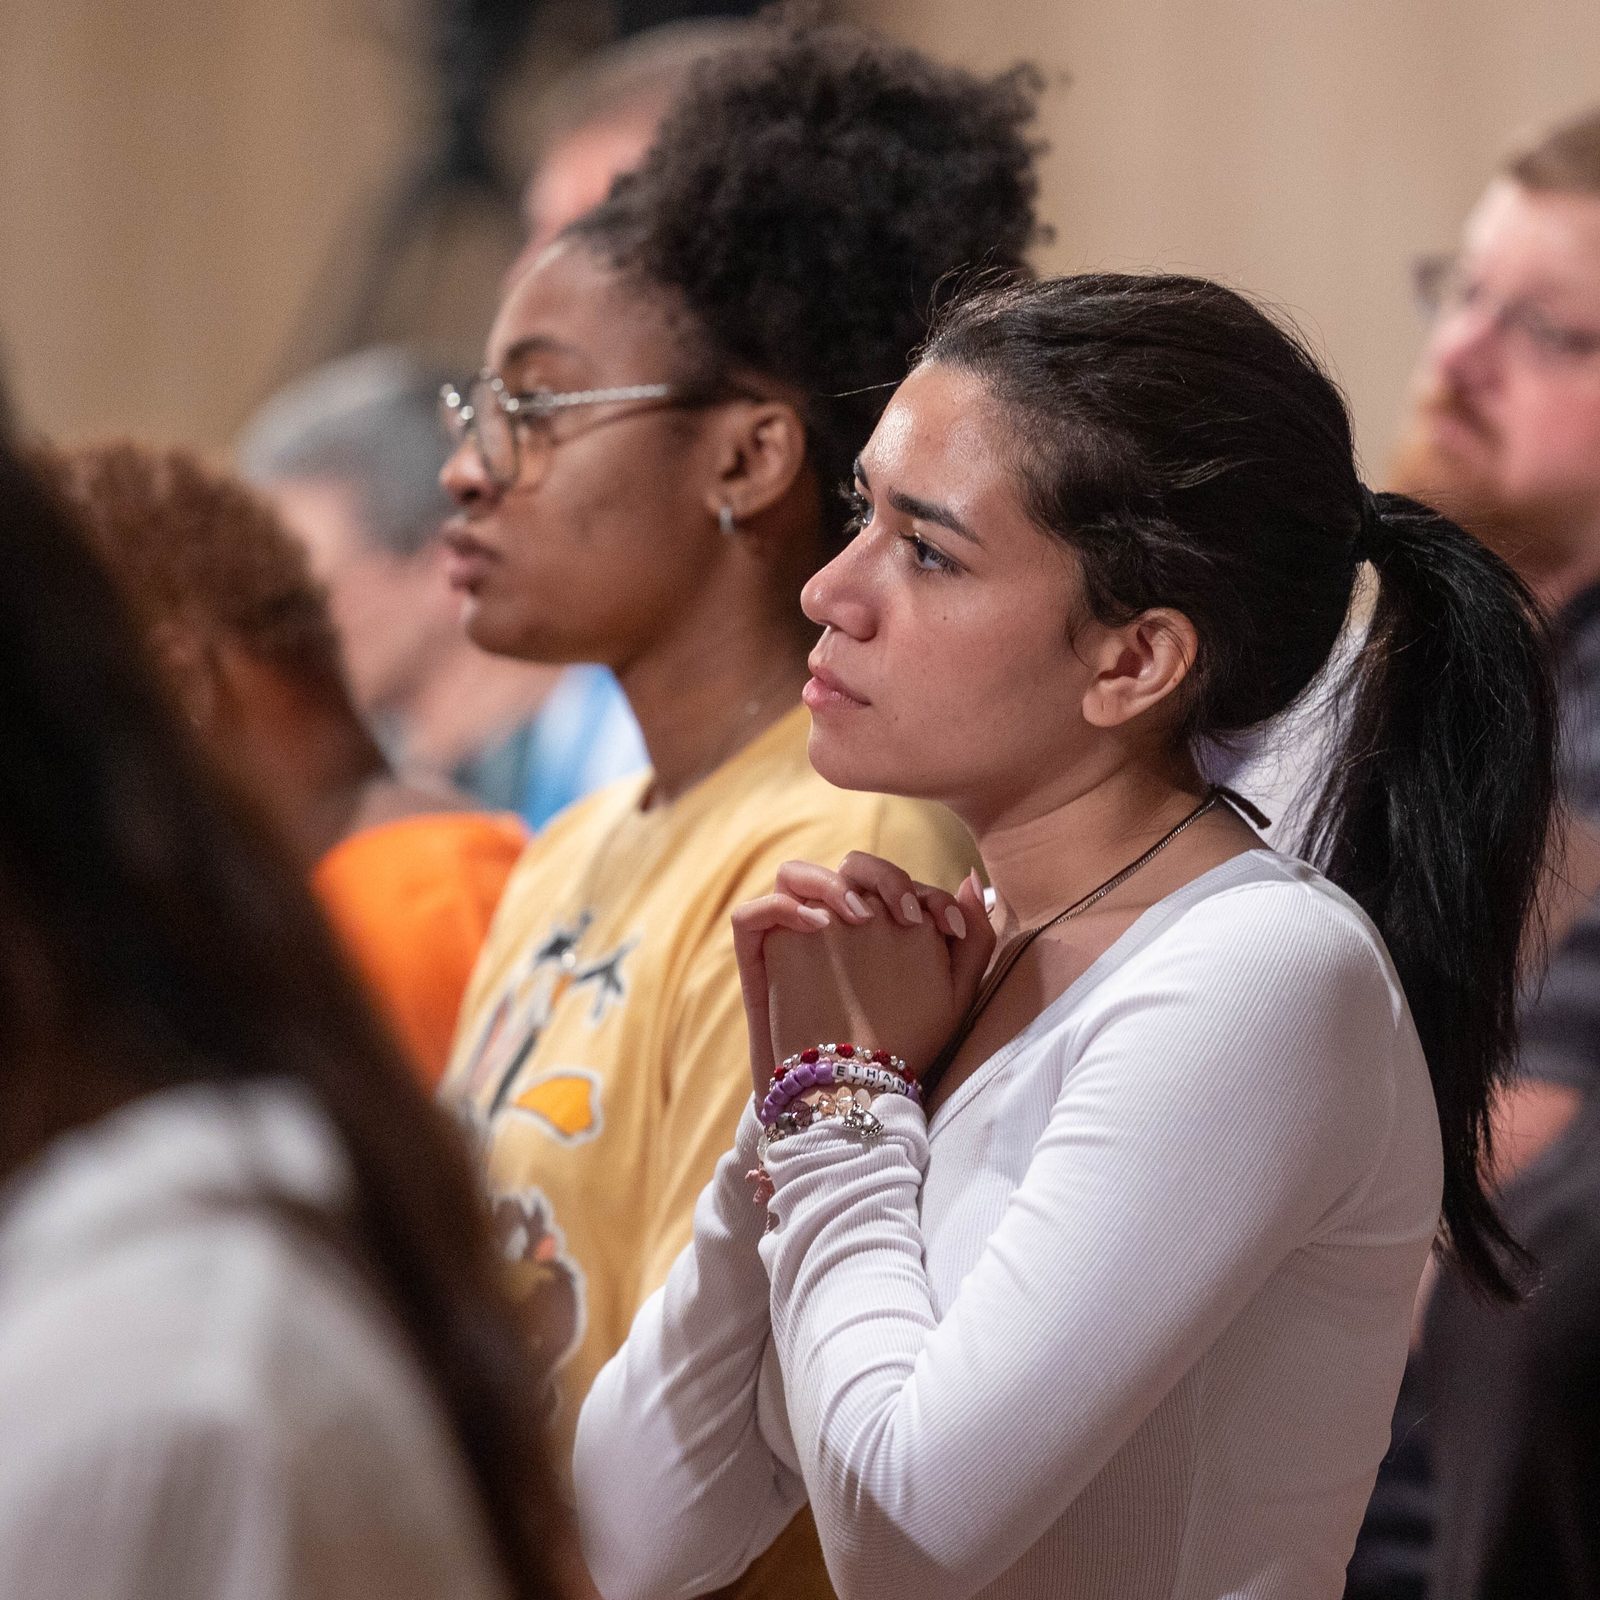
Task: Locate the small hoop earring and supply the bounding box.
[718,504,738,539]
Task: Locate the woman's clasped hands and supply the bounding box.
[732,854,996,1101]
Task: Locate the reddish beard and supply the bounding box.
[1388,386,1567,588]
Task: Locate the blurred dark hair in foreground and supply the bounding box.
[0,397,561,1597]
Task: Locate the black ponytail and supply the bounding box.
[925,275,1560,1299]
[1305,493,1558,1298]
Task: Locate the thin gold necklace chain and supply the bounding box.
[920,786,1227,1100]
[641,672,801,809]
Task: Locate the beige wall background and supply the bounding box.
[3,1,409,447]
[0,0,579,449]
[3,0,1599,465]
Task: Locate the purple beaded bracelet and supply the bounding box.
[758,1051,920,1126]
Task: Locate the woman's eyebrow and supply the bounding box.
[853,457,981,545]
[498,334,584,371]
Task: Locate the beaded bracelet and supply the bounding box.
[747,1043,915,1207]
[759,1061,919,1126]
[759,1045,920,1127]
[757,1089,885,1159]
[777,1043,911,1080]
[747,1093,888,1206]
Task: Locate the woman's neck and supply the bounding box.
[973,758,1219,936]
[619,602,814,806]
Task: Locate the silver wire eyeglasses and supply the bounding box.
[440,370,734,489]
[1412,252,1600,368]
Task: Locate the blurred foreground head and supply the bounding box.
[1396,106,1600,608]
[0,411,559,1596]
[32,442,367,851]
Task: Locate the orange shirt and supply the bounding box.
[314,812,527,1088]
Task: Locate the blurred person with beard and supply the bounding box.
[240,349,645,830]
[1347,107,1600,1600]
[1391,110,1600,1193]
[37,442,526,1089]
[1386,109,1600,1166]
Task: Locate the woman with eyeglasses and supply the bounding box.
[573,274,1560,1600]
[0,406,560,1597]
[435,22,1039,1589]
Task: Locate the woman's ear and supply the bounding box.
[1080,608,1198,729]
[700,401,809,529]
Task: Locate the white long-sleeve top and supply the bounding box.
[574,851,1444,1600]
[0,1081,503,1600]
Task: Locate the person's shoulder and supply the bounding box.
[0,1084,498,1589]
[1039,855,1424,1161]
[514,766,644,851]
[490,772,645,900]
[0,1169,427,1453]
[729,743,979,885]
[768,786,977,881]
[1132,852,1406,1023]
[0,1211,490,1596]
[320,810,527,894]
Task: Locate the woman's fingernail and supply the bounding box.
[966,868,984,898]
[900,893,923,924]
[945,905,967,939]
[844,891,871,920]
[799,905,831,928]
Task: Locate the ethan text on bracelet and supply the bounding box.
[760,1049,920,1127]
[777,1042,911,1080]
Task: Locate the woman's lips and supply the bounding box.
[803,661,870,712]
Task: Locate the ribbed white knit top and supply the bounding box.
[574,851,1443,1600]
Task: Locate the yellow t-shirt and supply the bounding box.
[444,702,977,1424]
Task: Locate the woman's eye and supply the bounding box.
[840,488,871,536]
[903,533,957,574]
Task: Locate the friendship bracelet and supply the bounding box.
[747,1042,916,1207]
[778,1043,911,1079]
[759,1044,918,1127]
[747,1095,887,1205]
[759,1061,920,1126]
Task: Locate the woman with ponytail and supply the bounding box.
[572,273,1559,1600]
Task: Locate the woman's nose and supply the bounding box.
[440,436,497,509]
[802,536,878,640]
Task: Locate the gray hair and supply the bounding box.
[237,347,455,559]
[536,17,761,148]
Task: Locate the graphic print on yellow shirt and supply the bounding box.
[488,1187,583,1385]
[457,912,631,1121]
[445,707,980,1449]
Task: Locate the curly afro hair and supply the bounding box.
[568,18,1044,550]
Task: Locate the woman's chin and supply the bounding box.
[806,723,906,795]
